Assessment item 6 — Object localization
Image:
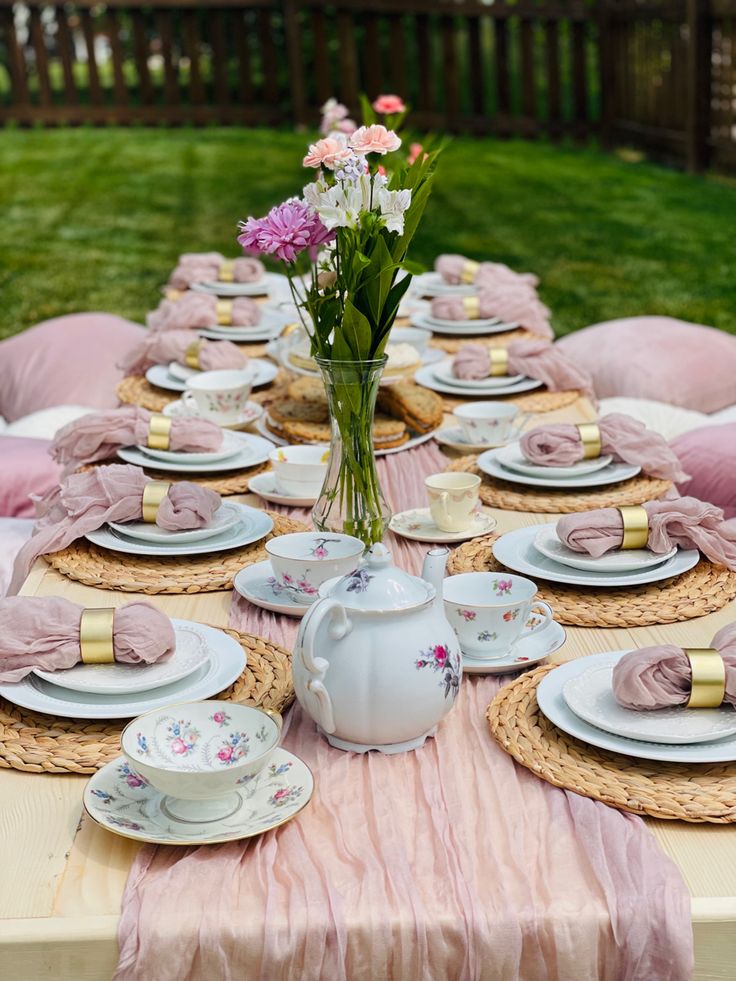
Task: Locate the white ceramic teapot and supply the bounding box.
[292,544,462,754]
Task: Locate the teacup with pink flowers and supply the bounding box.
[265,531,365,606]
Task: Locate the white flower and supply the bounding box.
[378,188,412,234]
[302,178,329,210]
[313,184,364,229]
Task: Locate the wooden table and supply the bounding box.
[2,396,735,981]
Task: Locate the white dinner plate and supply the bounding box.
[411,313,519,337]
[158,358,278,391]
[190,272,286,297]
[413,272,476,298]
[494,441,614,479]
[431,360,526,390]
[477,449,641,489]
[255,416,436,457]
[538,653,736,763]
[492,524,700,588]
[108,501,245,545]
[138,429,243,465]
[33,620,211,695]
[87,508,274,557]
[414,364,542,398]
[198,325,285,343]
[3,621,245,719]
[562,655,736,745]
[533,525,678,574]
[118,432,274,473]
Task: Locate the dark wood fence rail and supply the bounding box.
[0,0,734,171]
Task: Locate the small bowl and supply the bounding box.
[269,444,330,498]
[390,325,431,354]
[265,531,365,605]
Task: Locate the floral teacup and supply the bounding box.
[443,572,554,659]
[183,368,256,424]
[265,531,365,605]
[453,402,532,445]
[269,445,330,498]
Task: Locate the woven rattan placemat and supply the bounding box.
[0,628,293,775]
[488,665,736,822]
[445,456,672,513]
[136,460,270,495]
[46,512,308,594]
[447,533,736,626]
[428,328,537,354]
[116,369,292,413]
[438,389,582,414]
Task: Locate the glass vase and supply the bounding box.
[311,357,391,547]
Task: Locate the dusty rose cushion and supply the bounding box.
[557,317,736,413]
[671,423,736,519]
[0,313,146,422]
[0,436,62,518]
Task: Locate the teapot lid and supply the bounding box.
[325,543,432,611]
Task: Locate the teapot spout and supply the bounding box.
[422,546,449,609]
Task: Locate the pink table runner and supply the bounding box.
[115,444,693,981]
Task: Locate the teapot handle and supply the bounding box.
[296,599,352,735]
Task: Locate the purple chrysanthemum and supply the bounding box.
[237,200,334,265]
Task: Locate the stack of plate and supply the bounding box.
[145,358,278,393]
[196,305,295,343]
[117,431,273,475]
[411,312,519,337]
[538,651,736,764]
[191,272,287,299]
[414,361,542,398]
[478,442,642,490]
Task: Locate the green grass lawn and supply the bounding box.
[1,127,734,341]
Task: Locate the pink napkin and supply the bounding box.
[452,340,595,400]
[50,407,223,476]
[435,254,539,289]
[520,413,689,481]
[168,253,265,290]
[612,624,736,709]
[147,294,261,332]
[556,496,736,569]
[9,464,220,594]
[431,287,553,339]
[119,330,246,377]
[0,596,175,683]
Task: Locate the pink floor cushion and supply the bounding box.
[0,313,146,422]
[0,436,61,517]
[557,316,736,413]
[0,519,34,597]
[671,423,736,519]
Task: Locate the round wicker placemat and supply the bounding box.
[447,533,736,627]
[445,456,671,513]
[46,512,309,594]
[428,328,538,354]
[488,665,736,822]
[0,628,293,775]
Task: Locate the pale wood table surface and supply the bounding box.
[2,395,735,980]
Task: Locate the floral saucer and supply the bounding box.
[233,560,309,617]
[162,398,263,432]
[389,507,496,544]
[433,426,509,454]
[247,472,317,508]
[462,618,566,675]
[84,748,313,845]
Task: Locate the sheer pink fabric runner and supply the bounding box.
[115,443,692,981]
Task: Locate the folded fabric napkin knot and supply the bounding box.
[167,252,265,290]
[118,330,247,377]
[520,412,689,482]
[435,254,539,289]
[9,464,221,594]
[0,596,175,683]
[147,293,260,332]
[431,286,553,339]
[556,496,736,570]
[451,340,595,400]
[611,624,736,710]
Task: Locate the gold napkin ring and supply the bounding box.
[216,299,233,326]
[460,260,479,284]
[147,414,173,451]
[489,348,508,377]
[685,648,726,708]
[79,608,115,665]
[142,480,171,523]
[618,505,649,550]
[576,422,601,459]
[185,340,203,370]
[218,259,234,283]
[462,295,480,320]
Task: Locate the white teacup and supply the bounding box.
[390,326,431,354]
[443,572,554,659]
[265,531,364,605]
[183,369,256,424]
[453,402,532,445]
[269,445,329,498]
[425,472,481,532]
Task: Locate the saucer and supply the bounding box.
[461,618,566,675]
[162,399,264,431]
[433,427,508,454]
[389,507,497,543]
[248,472,317,508]
[233,560,310,617]
[168,358,278,389]
[84,748,314,844]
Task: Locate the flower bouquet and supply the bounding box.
[238,116,439,546]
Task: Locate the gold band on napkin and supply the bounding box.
[575,422,601,459]
[462,295,480,319]
[142,480,171,523]
[218,260,234,283]
[460,260,479,284]
[618,505,649,550]
[79,608,115,665]
[685,648,726,708]
[185,340,203,370]
[216,299,233,326]
[147,414,173,451]
[489,348,509,377]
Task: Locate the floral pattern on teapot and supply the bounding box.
[415,643,461,700]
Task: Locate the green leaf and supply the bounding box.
[340,298,373,360]
[359,94,377,126]
[400,259,425,275]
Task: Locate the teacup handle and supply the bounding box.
[437,491,451,525]
[519,601,554,639]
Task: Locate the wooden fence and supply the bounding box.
[0,0,734,171]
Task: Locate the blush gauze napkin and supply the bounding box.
[452,340,594,399]
[435,254,539,289]
[147,294,260,332]
[119,330,246,376]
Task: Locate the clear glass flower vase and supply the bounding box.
[311,357,391,547]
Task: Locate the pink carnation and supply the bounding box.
[303,137,352,170]
[349,125,401,156]
[408,142,427,165]
[237,200,334,264]
[372,94,406,115]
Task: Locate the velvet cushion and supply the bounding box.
[671,423,736,519]
[557,317,736,413]
[0,313,146,422]
[0,436,61,517]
